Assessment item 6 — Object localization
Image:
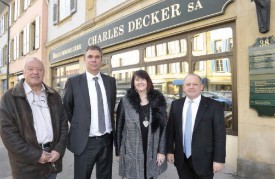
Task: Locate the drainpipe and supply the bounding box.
[0,0,10,90]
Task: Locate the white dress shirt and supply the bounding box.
[23,81,53,144]
[86,71,112,136]
[182,95,201,145]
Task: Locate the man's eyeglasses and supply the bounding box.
[32,94,48,108]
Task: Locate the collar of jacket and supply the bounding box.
[11,79,55,98]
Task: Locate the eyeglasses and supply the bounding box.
[49,162,58,173]
[32,93,48,108]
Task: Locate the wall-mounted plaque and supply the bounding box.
[249,36,275,117]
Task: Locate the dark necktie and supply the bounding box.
[184,101,192,158]
[93,77,106,134]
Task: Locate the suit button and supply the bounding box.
[87,128,90,131]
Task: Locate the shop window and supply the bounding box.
[168,40,180,55]
[157,64,167,74]
[194,61,205,72]
[52,63,79,97]
[111,50,139,67]
[53,0,77,24]
[145,46,156,58]
[147,66,156,75]
[169,62,181,74]
[156,43,167,56]
[182,62,189,73]
[216,59,224,72]
[192,27,233,56]
[194,59,232,129]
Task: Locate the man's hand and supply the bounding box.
[213,162,224,173]
[48,150,60,163]
[167,153,174,164]
[39,151,51,164]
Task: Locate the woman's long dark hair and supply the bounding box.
[130,70,154,94]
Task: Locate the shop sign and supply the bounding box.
[49,0,234,63]
[249,36,275,117]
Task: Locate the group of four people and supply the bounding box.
[0,45,226,179]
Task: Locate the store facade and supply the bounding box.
[47,0,275,178]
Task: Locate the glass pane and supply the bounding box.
[52,63,79,97]
[111,50,139,67]
[192,27,233,56]
[145,38,187,62]
[193,59,232,129]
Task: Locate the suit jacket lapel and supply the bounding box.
[193,96,208,132]
[79,73,91,111]
[178,98,185,142]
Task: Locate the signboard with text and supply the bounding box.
[249,36,275,117]
[49,0,234,63]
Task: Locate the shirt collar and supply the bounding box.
[23,81,45,95]
[86,71,102,81]
[186,95,201,105]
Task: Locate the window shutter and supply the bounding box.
[26,24,30,53]
[0,18,2,35]
[29,23,34,51]
[17,0,21,17]
[70,0,77,13]
[24,0,28,10]
[16,34,20,58]
[53,0,58,25]
[23,27,26,55]
[35,16,40,49]
[13,36,17,60]
[14,0,18,21]
[9,6,12,26]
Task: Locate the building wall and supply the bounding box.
[236,0,275,178]
[8,0,48,86]
[47,0,86,42]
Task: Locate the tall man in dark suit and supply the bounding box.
[63,45,116,179]
[167,74,226,179]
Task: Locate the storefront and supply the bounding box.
[47,0,275,178]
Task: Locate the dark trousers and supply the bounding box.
[74,134,113,179]
[177,155,214,179]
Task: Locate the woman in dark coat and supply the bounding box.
[115,70,168,179]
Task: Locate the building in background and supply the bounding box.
[1,0,275,178]
[0,0,48,94]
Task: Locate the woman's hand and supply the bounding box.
[156,153,165,166]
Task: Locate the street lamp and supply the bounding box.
[0,0,10,90]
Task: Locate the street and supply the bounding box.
[0,138,240,179]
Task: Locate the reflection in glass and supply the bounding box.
[52,63,79,97]
[111,50,139,67]
[145,39,187,62]
[192,27,233,56]
[193,59,232,129]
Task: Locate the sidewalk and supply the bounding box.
[0,137,243,179]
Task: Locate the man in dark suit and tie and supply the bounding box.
[63,45,116,179]
[167,73,226,179]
